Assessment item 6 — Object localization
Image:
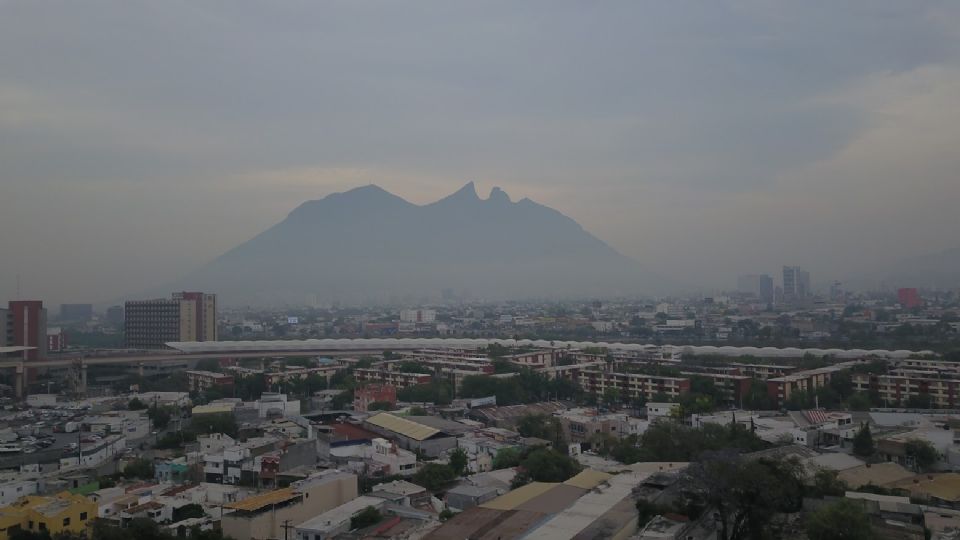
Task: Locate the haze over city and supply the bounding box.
[3,2,960,305]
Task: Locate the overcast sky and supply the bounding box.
[2,1,960,305]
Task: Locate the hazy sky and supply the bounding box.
[2,1,960,305]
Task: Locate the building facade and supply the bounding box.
[125,292,217,349]
[2,301,47,360]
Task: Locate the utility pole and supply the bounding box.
[281,519,294,540]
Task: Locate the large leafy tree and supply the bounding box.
[852,423,874,457]
[681,451,804,540]
[804,499,873,540]
[448,447,468,476]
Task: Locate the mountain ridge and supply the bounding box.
[168,183,668,306]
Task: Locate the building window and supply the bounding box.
[28,521,33,531]
[63,518,70,527]
[80,512,87,521]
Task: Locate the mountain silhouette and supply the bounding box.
[172,183,668,305]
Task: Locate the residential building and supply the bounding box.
[293,496,386,540]
[766,364,854,408]
[400,309,436,323]
[852,372,960,408]
[186,370,235,393]
[0,492,97,540]
[125,291,217,349]
[2,301,47,360]
[221,470,358,540]
[354,368,432,389]
[354,384,397,413]
[572,369,690,403]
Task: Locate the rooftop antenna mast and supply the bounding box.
[16,273,21,299]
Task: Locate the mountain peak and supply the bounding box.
[488,187,511,204]
[450,181,479,200]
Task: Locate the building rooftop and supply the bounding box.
[480,482,558,511]
[223,487,297,512]
[838,462,916,489]
[295,496,385,533]
[366,413,441,441]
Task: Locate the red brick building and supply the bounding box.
[354,384,398,412]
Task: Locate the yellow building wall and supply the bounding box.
[0,493,97,540]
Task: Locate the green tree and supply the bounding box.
[407,406,429,416]
[804,499,873,540]
[172,503,206,522]
[516,447,581,484]
[191,413,238,438]
[905,439,939,472]
[122,458,155,480]
[602,387,621,408]
[128,398,147,410]
[330,389,353,409]
[852,423,874,457]
[367,401,393,411]
[809,469,848,497]
[846,393,872,412]
[412,463,457,490]
[682,451,804,540]
[492,447,521,469]
[147,404,173,429]
[515,414,566,449]
[448,448,468,476]
[350,506,383,529]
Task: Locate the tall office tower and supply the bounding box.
[782,266,811,303]
[125,292,217,349]
[59,303,93,321]
[4,301,48,360]
[737,274,774,304]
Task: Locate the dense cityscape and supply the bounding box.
[0,268,958,540]
[4,2,960,540]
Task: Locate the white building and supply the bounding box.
[294,496,386,540]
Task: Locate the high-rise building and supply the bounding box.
[59,303,93,321]
[125,292,217,349]
[105,305,124,325]
[897,288,923,309]
[2,300,48,360]
[782,266,811,303]
[736,274,774,303]
[399,309,436,323]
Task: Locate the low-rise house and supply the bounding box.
[221,470,358,540]
[369,480,429,507]
[293,496,386,540]
[0,492,97,540]
[445,484,499,511]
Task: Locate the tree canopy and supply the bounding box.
[804,499,874,540]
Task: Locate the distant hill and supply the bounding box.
[170,182,668,306]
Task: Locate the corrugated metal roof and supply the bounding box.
[563,469,612,490]
[366,413,440,441]
[481,482,559,510]
[223,488,298,511]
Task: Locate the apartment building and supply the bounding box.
[186,370,235,393]
[354,368,432,389]
[125,291,217,349]
[682,372,752,405]
[852,372,960,408]
[573,369,690,402]
[766,364,854,407]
